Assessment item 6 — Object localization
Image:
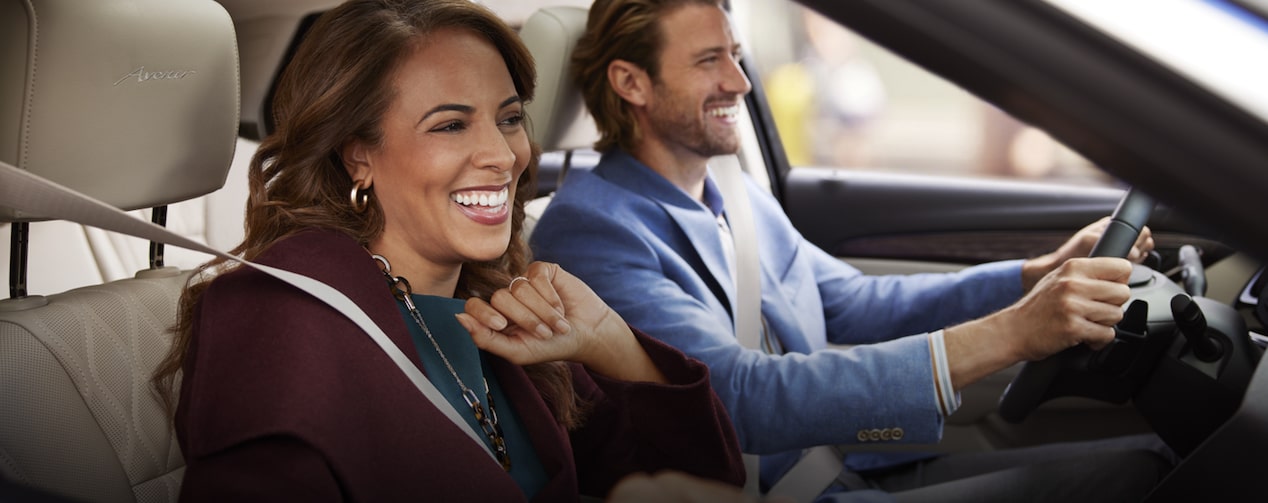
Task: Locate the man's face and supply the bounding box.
[643,4,752,160]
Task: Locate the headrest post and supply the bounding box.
[559,150,574,188]
[149,206,168,269]
[8,222,29,299]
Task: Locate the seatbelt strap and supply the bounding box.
[710,155,764,497]
[711,155,844,503]
[710,155,761,352]
[0,160,499,466]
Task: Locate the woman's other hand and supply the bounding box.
[457,261,667,382]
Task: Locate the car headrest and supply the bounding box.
[521,6,599,153]
[0,0,240,222]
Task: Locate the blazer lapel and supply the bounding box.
[593,153,739,322]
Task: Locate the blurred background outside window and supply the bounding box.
[735,1,1116,187]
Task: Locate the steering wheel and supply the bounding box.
[997,187,1156,423]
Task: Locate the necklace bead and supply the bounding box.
[372,254,512,471]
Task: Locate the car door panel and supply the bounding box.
[783,167,1225,265]
[781,166,1232,449]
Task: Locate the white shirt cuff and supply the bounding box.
[928,330,961,417]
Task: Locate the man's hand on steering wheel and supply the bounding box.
[1005,257,1134,361]
[996,188,1158,422]
[943,256,1134,390]
[1022,216,1156,293]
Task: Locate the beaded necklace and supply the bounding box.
[372,254,511,471]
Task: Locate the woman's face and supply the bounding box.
[348,27,530,279]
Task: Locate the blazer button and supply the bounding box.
[857,430,869,442]
[868,429,881,441]
[880,429,893,441]
[892,428,904,440]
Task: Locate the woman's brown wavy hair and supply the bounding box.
[154,0,585,428]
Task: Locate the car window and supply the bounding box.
[1043,0,1268,123]
[735,0,1116,187]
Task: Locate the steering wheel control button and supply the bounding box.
[1127,265,1155,288]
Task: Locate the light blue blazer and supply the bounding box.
[530,150,1024,472]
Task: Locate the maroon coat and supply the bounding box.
[175,228,744,501]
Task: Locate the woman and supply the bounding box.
[152,0,745,500]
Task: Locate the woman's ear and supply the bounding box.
[608,59,651,108]
[341,140,374,185]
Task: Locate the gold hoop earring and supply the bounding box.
[350,179,371,213]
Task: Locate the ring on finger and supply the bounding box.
[509,276,529,291]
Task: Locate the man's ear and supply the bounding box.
[341,140,374,185]
[607,59,651,108]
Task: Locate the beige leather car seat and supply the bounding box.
[0,0,239,501]
[519,6,601,238]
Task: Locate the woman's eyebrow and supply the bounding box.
[417,96,521,126]
[419,103,473,126]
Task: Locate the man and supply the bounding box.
[530,0,1172,500]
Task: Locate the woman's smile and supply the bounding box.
[451,184,512,225]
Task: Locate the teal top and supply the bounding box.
[395,294,548,499]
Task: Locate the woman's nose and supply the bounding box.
[473,123,517,172]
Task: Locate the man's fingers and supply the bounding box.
[1077,317,1119,350]
[1069,256,1134,282]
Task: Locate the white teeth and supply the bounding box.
[452,187,509,207]
[709,105,739,118]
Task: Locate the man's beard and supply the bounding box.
[647,85,740,158]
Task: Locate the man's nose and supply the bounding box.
[723,57,752,96]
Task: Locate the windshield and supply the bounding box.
[1043,0,1268,125]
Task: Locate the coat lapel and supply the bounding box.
[487,357,575,501]
[593,152,739,323]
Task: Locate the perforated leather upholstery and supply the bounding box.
[1,273,189,503]
[0,0,239,501]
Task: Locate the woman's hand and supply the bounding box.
[456,261,667,383]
